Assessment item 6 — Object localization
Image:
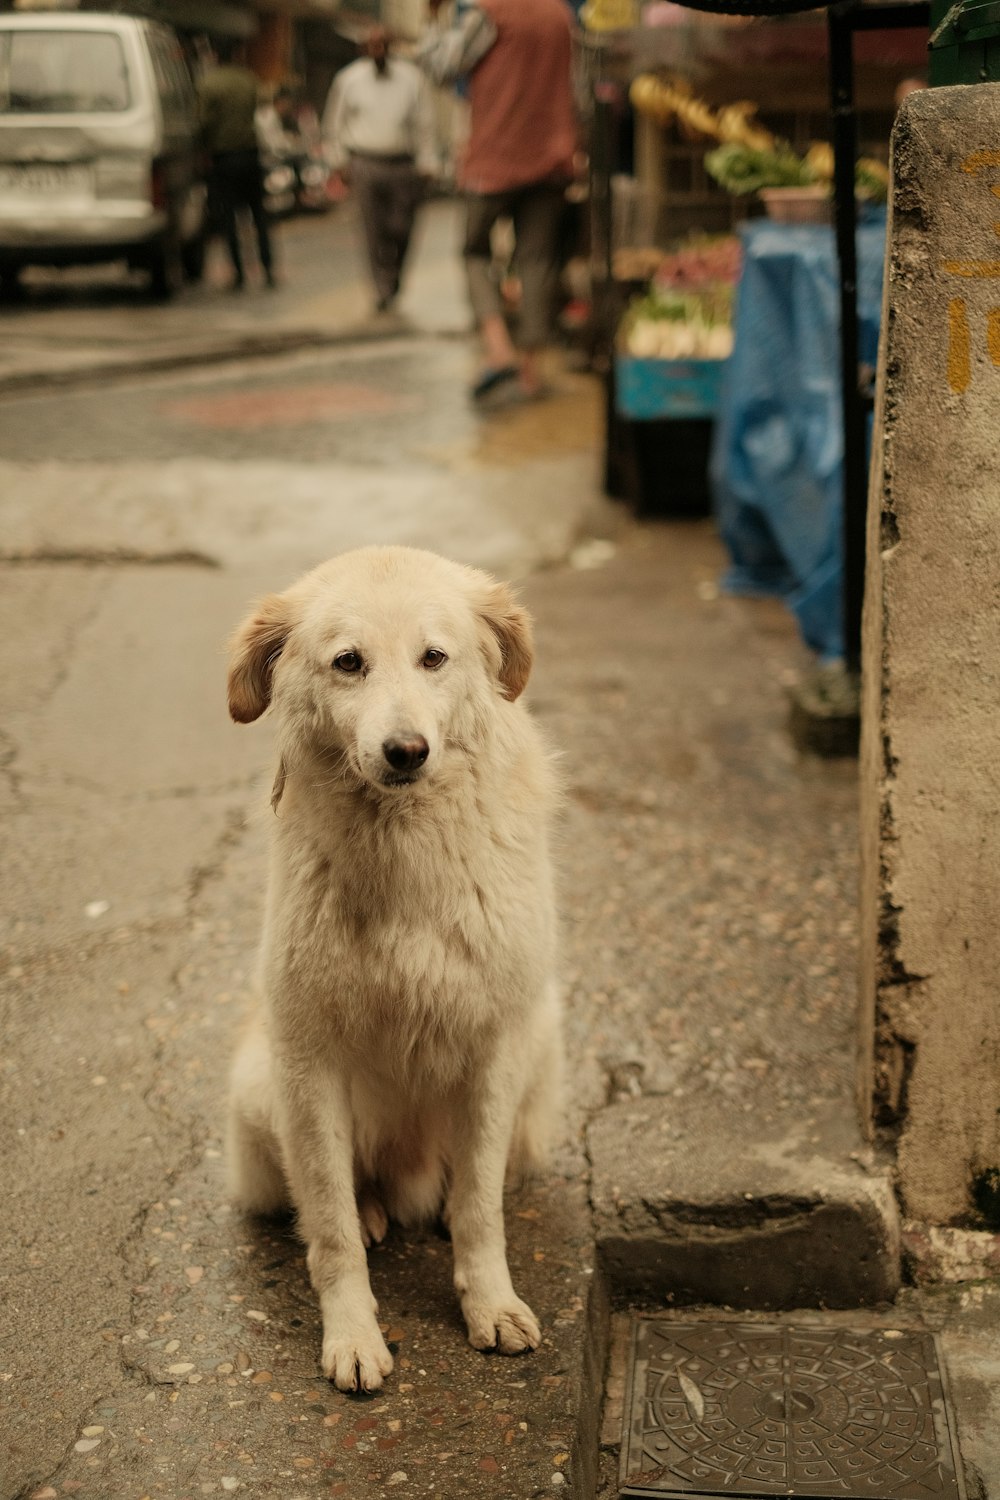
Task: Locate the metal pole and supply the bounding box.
[828,0,867,674]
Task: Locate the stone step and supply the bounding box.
[588,1094,900,1310]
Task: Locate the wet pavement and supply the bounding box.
[0,340,594,468]
[3,200,1000,1500]
[0,199,468,393]
[0,340,607,585]
[0,202,607,583]
[0,203,613,1500]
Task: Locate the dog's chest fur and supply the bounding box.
[264,753,555,1077]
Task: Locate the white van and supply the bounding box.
[0,11,206,297]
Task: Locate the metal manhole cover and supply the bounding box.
[621,1321,966,1500]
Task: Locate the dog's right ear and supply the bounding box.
[227,592,292,724]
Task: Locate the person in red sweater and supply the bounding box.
[418,0,578,401]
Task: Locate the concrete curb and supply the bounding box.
[588,1095,901,1310]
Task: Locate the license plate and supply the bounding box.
[0,162,90,193]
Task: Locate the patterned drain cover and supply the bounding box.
[621,1321,966,1499]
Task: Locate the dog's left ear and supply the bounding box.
[478,581,534,701]
[227,592,293,723]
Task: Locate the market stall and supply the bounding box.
[711,210,885,661]
[613,230,739,513]
[586,3,927,670]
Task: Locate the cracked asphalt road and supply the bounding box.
[15,204,1000,1500]
[0,202,866,1493]
[0,208,615,1498]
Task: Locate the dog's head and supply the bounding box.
[227,547,534,794]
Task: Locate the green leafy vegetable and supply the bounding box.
[704,143,818,195]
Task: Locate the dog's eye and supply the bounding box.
[422,648,448,671]
[333,651,363,674]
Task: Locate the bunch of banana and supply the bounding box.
[804,142,889,199]
[804,142,834,181]
[855,156,890,199]
[629,75,890,204]
[630,76,697,131]
[716,102,774,154]
[629,74,775,153]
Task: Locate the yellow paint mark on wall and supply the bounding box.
[941,260,1000,278]
[988,309,1000,367]
[961,148,1000,174]
[957,153,1000,241]
[940,151,1000,390]
[948,298,971,392]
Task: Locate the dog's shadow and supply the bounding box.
[231,1208,466,1381]
[230,1185,554,1397]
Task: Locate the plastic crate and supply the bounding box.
[614,355,728,420]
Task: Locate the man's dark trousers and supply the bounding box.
[349,152,424,309]
[209,147,274,286]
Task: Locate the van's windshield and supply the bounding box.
[0,31,131,113]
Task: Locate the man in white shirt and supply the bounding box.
[322,27,438,313]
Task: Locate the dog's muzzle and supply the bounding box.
[381,734,429,785]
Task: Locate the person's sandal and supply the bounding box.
[470,364,519,401]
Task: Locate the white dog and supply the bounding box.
[225,546,562,1392]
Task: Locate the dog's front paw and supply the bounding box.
[322,1319,394,1392]
[462,1292,541,1355]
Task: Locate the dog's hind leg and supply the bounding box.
[357,1188,389,1247]
[227,1021,290,1215]
[509,984,564,1183]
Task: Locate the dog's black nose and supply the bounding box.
[382,735,429,772]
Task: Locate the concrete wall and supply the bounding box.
[860,84,1000,1224]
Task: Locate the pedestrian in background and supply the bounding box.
[322,27,438,315]
[198,37,276,291]
[417,0,578,402]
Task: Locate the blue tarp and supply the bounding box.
[710,214,886,661]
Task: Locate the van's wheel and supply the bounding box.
[146,234,184,301]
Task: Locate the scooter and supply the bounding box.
[262,144,332,219]
[262,151,297,219]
